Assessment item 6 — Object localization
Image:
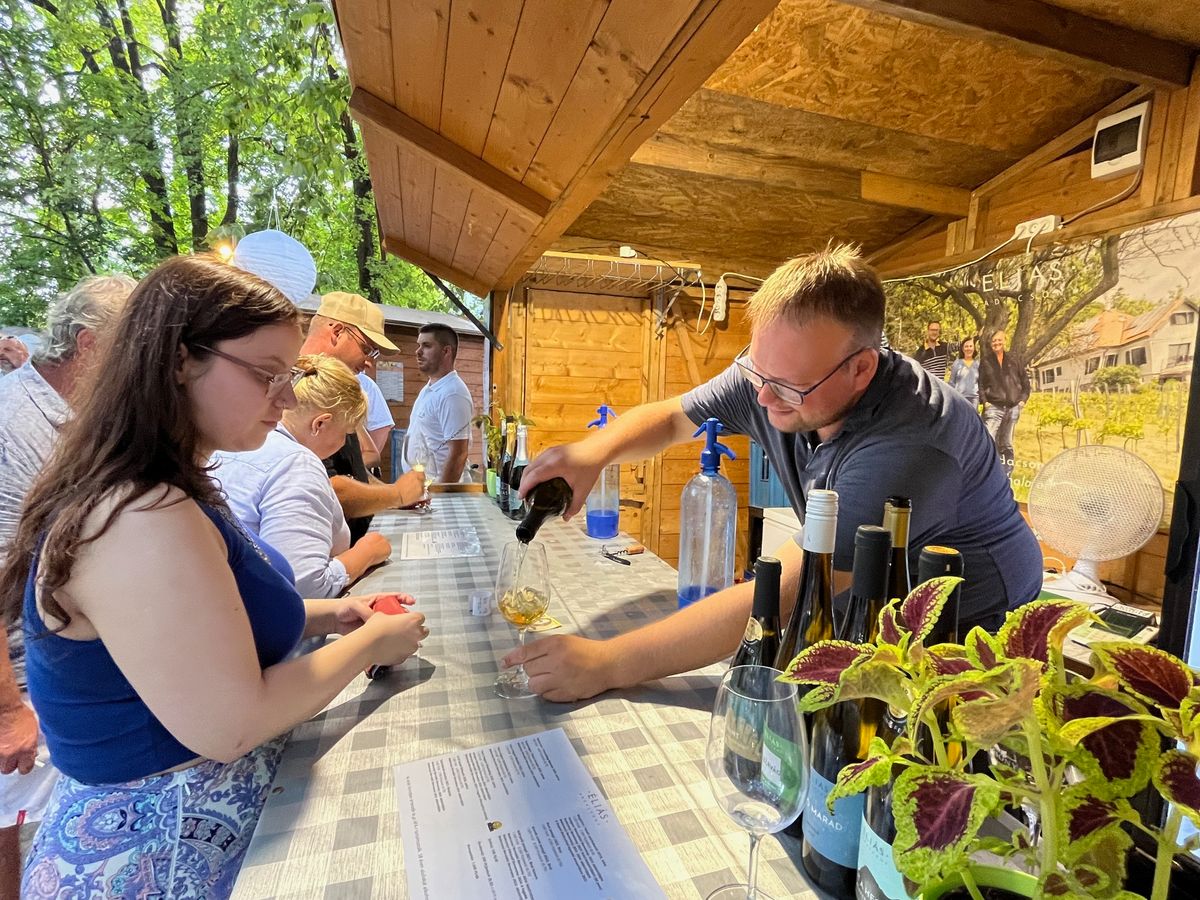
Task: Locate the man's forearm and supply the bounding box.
[591,397,696,466]
[331,476,406,518]
[0,637,21,709]
[441,442,468,483]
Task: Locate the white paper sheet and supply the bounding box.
[393,728,665,900]
[399,527,481,559]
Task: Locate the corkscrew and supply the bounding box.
[600,544,644,566]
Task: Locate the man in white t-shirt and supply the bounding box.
[404,324,473,483]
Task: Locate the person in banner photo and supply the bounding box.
[979,329,1031,480]
[949,336,981,409]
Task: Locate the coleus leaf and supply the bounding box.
[964,626,1001,671]
[1091,642,1194,711]
[829,736,894,807]
[892,767,1001,886]
[899,576,963,645]
[998,599,1091,667]
[813,660,913,715]
[1047,684,1157,799]
[949,659,1042,747]
[925,644,973,678]
[879,600,904,645]
[1153,750,1200,828]
[1058,786,1137,862]
[1059,827,1132,898]
[777,640,871,688]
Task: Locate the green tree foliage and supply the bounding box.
[1093,364,1141,390]
[0,0,474,326]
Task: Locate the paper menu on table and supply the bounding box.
[394,728,665,900]
[400,527,481,560]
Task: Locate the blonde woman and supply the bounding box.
[212,354,392,597]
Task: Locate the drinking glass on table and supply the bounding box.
[495,540,550,700]
[405,433,439,513]
[705,665,808,900]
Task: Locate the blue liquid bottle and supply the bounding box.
[677,418,737,608]
[585,404,621,539]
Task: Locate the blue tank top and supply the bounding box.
[23,502,305,784]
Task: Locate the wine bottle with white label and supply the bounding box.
[773,489,838,839]
[802,525,890,896]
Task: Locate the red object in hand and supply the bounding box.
[372,596,408,616]
[366,596,409,679]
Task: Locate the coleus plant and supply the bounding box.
[779,577,1200,900]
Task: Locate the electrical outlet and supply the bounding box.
[712,277,728,322]
[1012,215,1062,241]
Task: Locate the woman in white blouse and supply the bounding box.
[211,354,392,596]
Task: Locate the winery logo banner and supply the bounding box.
[884,210,1199,526]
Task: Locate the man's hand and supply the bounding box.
[502,634,620,702]
[0,699,37,775]
[392,469,426,508]
[517,442,606,520]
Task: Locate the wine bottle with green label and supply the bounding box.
[731,557,782,669]
[802,525,890,896]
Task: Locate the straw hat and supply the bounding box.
[231,230,317,304]
[317,291,399,352]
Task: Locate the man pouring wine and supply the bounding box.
[503,243,1041,702]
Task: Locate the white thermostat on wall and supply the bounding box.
[1091,101,1150,181]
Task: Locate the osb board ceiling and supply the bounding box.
[560,0,1194,277]
[1042,1,1200,47]
[332,0,780,296]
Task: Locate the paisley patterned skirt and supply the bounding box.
[22,739,286,899]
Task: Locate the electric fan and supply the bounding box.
[1027,445,1163,601]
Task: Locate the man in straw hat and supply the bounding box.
[301,292,423,542]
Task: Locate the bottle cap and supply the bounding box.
[588,404,619,429]
[851,525,891,600]
[802,489,838,554]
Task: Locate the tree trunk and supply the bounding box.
[221,132,240,226]
[159,0,208,248]
[340,108,378,301]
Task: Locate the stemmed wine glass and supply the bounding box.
[405,433,439,513]
[705,665,809,900]
[495,540,550,700]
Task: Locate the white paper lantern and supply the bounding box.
[231,230,317,304]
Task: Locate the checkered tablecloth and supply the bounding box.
[234,495,818,900]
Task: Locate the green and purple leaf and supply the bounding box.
[925,644,973,677]
[892,767,1001,885]
[777,640,871,687]
[950,659,1042,746]
[899,577,963,645]
[1060,827,1132,895]
[829,737,894,807]
[1049,684,1157,798]
[1153,750,1200,827]
[1059,786,1137,862]
[879,601,904,645]
[964,626,1002,671]
[1091,642,1194,711]
[998,599,1091,667]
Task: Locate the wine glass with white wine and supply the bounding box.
[406,433,439,513]
[705,665,808,900]
[495,540,550,700]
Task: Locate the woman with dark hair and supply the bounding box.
[949,335,981,408]
[2,255,428,898]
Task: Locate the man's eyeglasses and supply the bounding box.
[338,324,380,361]
[192,344,310,399]
[734,345,867,407]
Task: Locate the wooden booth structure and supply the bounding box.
[333,0,1200,599]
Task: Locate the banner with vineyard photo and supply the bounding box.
[884,210,1199,527]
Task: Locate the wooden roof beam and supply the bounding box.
[632,134,969,216]
[840,0,1194,89]
[349,88,553,220]
[859,172,969,217]
[381,234,493,299]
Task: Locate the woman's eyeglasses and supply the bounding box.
[192,344,310,399]
[733,345,866,407]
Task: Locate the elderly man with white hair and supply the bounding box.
[0,273,136,895]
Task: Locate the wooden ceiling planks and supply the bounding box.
[334,0,778,295]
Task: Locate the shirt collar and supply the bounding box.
[15,362,70,429]
[838,348,899,435]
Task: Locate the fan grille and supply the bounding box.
[1027,446,1163,561]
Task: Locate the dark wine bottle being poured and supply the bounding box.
[515,478,573,544]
